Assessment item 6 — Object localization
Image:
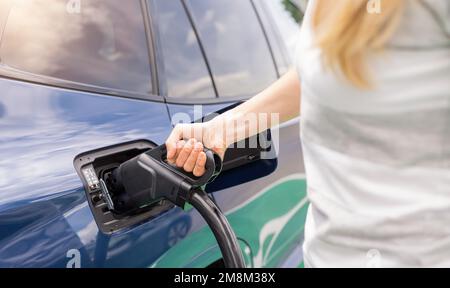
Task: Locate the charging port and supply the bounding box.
[74,140,175,234]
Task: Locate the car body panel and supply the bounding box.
[0,78,198,267]
[0,0,307,268]
[152,177,308,268]
[0,77,307,267]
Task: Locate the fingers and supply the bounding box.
[183,142,203,172]
[166,122,209,165]
[167,140,185,164]
[169,139,208,177]
[166,125,183,163]
[193,151,207,177]
[166,140,177,162]
[175,139,195,168]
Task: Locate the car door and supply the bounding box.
[0,0,187,267]
[148,0,309,267]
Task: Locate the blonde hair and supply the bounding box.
[312,0,404,88]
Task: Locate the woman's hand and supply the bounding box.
[165,121,226,176]
[165,69,301,176]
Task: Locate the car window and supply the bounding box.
[150,0,215,99]
[151,0,216,98]
[0,0,152,95]
[263,0,303,62]
[0,0,13,41]
[187,0,277,98]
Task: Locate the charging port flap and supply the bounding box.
[73,140,175,234]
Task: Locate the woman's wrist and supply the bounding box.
[208,112,236,148]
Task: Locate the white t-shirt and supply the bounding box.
[297,0,450,267]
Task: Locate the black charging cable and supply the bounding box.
[189,189,245,268]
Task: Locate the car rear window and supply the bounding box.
[264,0,303,63]
[150,0,215,99]
[187,0,278,98]
[0,0,13,42]
[0,0,152,95]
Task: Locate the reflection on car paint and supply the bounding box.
[0,78,177,267]
[0,0,152,94]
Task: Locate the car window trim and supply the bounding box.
[0,64,165,103]
[254,0,293,71]
[160,0,280,104]
[140,0,159,96]
[249,0,280,79]
[0,3,13,48]
[148,0,219,100]
[164,93,250,105]
[146,0,169,98]
[181,0,219,98]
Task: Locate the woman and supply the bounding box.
[165,0,450,267]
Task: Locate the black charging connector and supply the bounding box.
[103,144,245,268]
[106,144,221,212]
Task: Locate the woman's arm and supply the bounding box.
[217,68,301,147]
[166,68,301,176]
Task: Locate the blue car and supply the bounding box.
[0,0,308,268]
